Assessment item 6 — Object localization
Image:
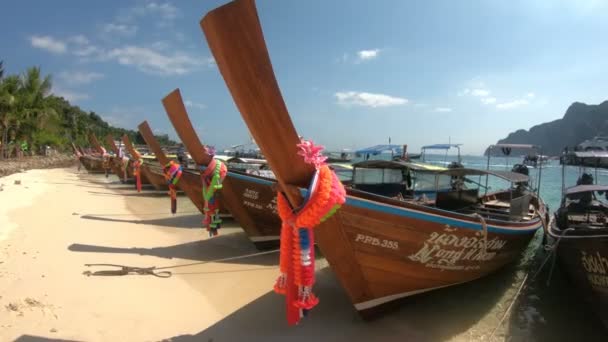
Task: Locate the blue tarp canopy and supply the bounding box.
[421,144,462,150]
[355,144,402,155]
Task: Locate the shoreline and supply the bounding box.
[0,155,77,178]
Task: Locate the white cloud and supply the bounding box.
[357,49,380,61]
[435,107,452,112]
[481,97,497,105]
[470,88,490,97]
[103,45,209,75]
[335,91,408,108]
[526,92,535,98]
[59,71,104,85]
[458,88,471,96]
[52,86,90,102]
[69,35,89,45]
[496,99,529,110]
[29,35,66,54]
[146,2,179,20]
[185,100,206,110]
[102,23,138,36]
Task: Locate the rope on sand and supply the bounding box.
[83,249,280,278]
[488,272,529,341]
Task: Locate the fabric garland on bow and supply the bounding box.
[273,139,346,325]
[100,147,110,178]
[164,161,183,214]
[200,158,227,237]
[132,159,142,192]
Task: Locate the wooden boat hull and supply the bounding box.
[227,170,543,314]
[109,156,129,182]
[140,163,168,191]
[553,229,608,328]
[216,169,281,249]
[79,155,105,173]
[172,166,280,249]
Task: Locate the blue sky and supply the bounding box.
[2,0,608,155]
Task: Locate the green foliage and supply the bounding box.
[0,63,176,156]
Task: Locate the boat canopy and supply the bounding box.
[355,144,402,155]
[213,155,231,162]
[352,159,447,172]
[565,184,608,195]
[437,168,530,183]
[226,157,267,165]
[572,151,608,158]
[421,144,462,150]
[329,163,353,170]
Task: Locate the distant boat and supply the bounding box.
[550,150,608,328]
[577,136,608,151]
[420,143,463,167]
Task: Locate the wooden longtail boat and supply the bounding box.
[104,134,130,181]
[77,134,106,173]
[200,0,548,317]
[161,89,282,249]
[122,134,167,191]
[550,150,608,328]
[138,121,209,215]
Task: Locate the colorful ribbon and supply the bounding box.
[274,140,346,325]
[164,161,183,214]
[200,158,227,237]
[132,159,142,192]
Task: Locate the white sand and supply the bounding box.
[0,168,278,341]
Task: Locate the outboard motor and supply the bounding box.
[448,161,464,169]
[448,161,464,190]
[577,173,594,185]
[511,163,529,176]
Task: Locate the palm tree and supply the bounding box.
[0,74,18,158]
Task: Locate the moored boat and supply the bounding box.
[549,150,608,328]
[199,0,549,321]
[161,90,282,249]
[105,134,130,182]
[122,134,167,191]
[138,121,208,215]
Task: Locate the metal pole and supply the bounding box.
[485,146,491,195]
[561,153,565,197]
[537,147,543,197]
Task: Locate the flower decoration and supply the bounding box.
[205,145,216,156]
[297,139,327,168]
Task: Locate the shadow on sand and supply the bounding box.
[67,231,278,267]
[14,335,81,342]
[79,213,203,229]
[86,190,168,198]
[160,262,522,342]
[506,247,606,341]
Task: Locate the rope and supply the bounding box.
[488,272,529,341]
[532,227,573,286]
[82,249,280,278]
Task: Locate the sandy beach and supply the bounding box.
[1,167,605,342]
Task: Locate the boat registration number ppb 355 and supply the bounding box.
[355,233,399,250]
